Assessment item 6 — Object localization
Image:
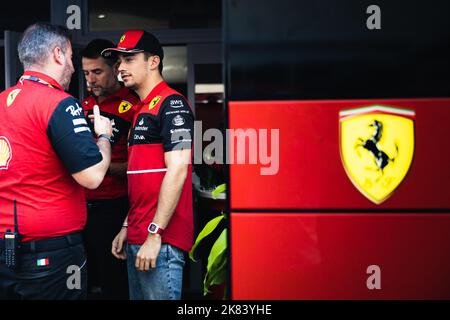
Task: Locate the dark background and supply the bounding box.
[225,0,450,100]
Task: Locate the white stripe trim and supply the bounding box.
[74,126,91,133]
[127,168,168,174]
[73,118,88,126]
[339,106,416,117]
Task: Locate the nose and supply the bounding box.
[86,73,96,85]
[118,60,126,73]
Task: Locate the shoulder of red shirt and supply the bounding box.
[82,86,140,109]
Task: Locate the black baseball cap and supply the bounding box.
[101,30,164,60]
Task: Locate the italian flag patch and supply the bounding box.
[37,258,49,267]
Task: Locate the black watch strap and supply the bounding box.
[98,134,112,143]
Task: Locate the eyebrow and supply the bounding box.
[83,68,103,72]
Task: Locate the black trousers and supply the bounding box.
[0,233,87,300]
[83,196,129,300]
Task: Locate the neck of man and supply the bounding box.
[27,65,63,88]
[136,72,164,101]
[97,81,122,104]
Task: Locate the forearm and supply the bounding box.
[96,138,112,176]
[72,138,111,189]
[152,167,188,229]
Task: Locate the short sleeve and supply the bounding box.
[47,97,102,174]
[159,95,194,152]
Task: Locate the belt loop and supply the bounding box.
[29,241,36,253]
[66,233,74,246]
[66,232,80,246]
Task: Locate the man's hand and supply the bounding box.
[90,105,113,137]
[112,227,128,260]
[135,234,162,272]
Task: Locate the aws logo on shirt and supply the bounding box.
[118,100,133,114]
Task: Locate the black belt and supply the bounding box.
[87,196,128,209]
[0,232,83,254]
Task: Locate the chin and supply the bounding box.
[124,81,136,89]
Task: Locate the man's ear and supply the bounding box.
[53,47,65,66]
[150,55,160,71]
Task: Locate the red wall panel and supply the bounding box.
[231,213,450,300]
[229,99,450,299]
[229,99,450,209]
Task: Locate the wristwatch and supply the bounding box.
[148,222,164,235]
[98,134,112,143]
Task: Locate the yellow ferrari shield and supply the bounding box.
[339,106,415,204]
[149,96,161,110]
[7,89,21,107]
[118,100,132,114]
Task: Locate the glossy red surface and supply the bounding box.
[231,213,450,300]
[229,99,450,209]
[228,99,450,299]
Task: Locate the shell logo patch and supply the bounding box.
[149,96,161,111]
[7,89,21,107]
[118,100,132,114]
[0,136,12,170]
[340,106,415,204]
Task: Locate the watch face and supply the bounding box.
[149,224,157,232]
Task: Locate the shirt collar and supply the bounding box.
[84,87,133,108]
[21,70,65,91]
[93,86,131,104]
[141,81,168,104]
[105,86,131,101]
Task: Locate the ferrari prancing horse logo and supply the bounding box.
[118,100,132,114]
[340,106,415,204]
[149,96,161,111]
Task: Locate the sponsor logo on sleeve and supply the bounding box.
[170,99,184,109]
[66,103,83,117]
[172,115,185,127]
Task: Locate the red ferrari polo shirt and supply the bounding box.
[82,87,139,200]
[127,81,194,252]
[0,71,102,241]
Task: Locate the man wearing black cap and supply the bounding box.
[104,30,194,300]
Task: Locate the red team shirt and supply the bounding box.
[82,87,138,200]
[127,81,194,251]
[0,71,102,242]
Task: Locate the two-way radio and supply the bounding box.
[4,200,21,270]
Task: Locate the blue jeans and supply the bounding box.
[126,243,185,300]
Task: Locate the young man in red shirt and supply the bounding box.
[81,39,139,300]
[104,30,194,300]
